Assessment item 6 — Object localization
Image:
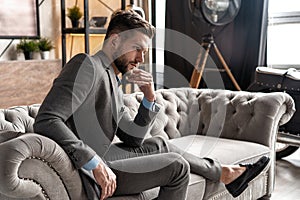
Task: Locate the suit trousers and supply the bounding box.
[105,137,190,200]
[104,136,222,199]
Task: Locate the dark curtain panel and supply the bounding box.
[164,0,268,90]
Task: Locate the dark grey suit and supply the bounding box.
[34,51,190,199]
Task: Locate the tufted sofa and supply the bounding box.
[0,88,295,200]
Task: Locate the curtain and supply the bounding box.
[164,0,268,90]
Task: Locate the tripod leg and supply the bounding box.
[190,44,211,88]
[213,43,241,91]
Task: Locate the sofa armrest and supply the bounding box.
[0,132,86,199]
[219,91,295,147]
[277,93,295,126]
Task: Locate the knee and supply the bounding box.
[168,153,190,176]
[167,153,190,186]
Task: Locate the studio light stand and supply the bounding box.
[190,34,241,90]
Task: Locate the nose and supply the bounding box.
[136,51,145,63]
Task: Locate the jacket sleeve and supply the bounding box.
[33,53,100,169]
[116,91,161,147]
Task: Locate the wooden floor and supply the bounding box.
[271,148,300,200]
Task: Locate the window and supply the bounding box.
[267,0,300,69]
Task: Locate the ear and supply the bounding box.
[110,33,120,49]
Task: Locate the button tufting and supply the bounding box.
[228,95,235,100]
[165,109,169,115]
[162,94,168,100]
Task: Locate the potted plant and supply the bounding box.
[16,39,39,60]
[67,5,83,28]
[38,37,54,60]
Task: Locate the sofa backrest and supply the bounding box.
[0,104,39,133]
[124,88,294,147]
[0,88,294,147]
[123,88,203,139]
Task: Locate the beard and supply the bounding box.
[113,56,127,75]
[112,51,129,75]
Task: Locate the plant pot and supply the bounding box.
[40,51,50,60]
[71,20,80,28]
[24,51,34,60]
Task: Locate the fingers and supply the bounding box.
[100,181,113,200]
[93,164,117,200]
[100,172,117,200]
[126,69,153,86]
[105,167,117,198]
[129,80,152,86]
[99,181,115,200]
[124,68,156,101]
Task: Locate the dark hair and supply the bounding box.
[104,9,155,40]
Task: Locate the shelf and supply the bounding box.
[63,27,107,34]
[61,0,112,65]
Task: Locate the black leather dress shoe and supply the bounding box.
[225,156,270,198]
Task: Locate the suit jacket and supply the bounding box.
[33,51,160,199]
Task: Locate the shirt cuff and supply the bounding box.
[82,155,101,171]
[142,97,156,111]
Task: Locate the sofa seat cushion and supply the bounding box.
[170,135,271,199]
[169,135,270,164]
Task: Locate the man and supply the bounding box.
[34,9,269,200]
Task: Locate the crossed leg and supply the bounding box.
[104,136,220,199]
[105,136,269,198]
[105,136,222,181]
[108,152,190,200]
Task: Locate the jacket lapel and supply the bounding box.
[93,51,122,125]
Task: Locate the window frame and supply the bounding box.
[267,5,300,69]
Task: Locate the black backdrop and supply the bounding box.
[164,0,268,90]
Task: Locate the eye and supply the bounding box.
[135,46,142,52]
[133,45,148,55]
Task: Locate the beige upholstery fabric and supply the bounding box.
[170,135,271,199]
[0,104,39,133]
[0,88,295,200]
[124,88,294,145]
[0,132,86,200]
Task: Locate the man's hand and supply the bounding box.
[126,68,156,102]
[92,163,117,200]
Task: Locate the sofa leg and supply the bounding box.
[258,194,271,200]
